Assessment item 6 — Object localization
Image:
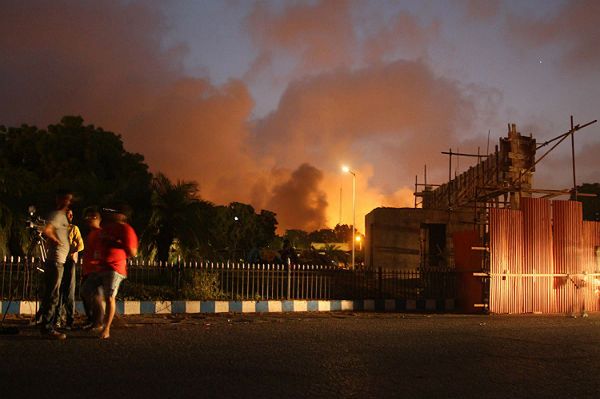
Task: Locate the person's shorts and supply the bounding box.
[81,270,126,299]
[80,274,104,299]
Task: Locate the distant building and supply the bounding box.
[365,207,474,270]
[310,242,351,252]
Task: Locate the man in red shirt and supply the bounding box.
[79,209,104,328]
[93,204,138,339]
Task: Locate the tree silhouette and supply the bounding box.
[141,173,213,262]
[0,116,286,261]
[210,202,278,261]
[0,116,152,256]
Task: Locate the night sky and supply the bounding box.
[1,0,598,232]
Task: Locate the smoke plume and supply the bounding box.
[0,1,509,232]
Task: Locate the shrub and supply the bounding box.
[180,270,225,300]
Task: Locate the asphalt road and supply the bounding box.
[1,312,600,398]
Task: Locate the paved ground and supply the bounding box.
[1,312,600,398]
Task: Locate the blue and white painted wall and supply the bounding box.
[1,299,455,315]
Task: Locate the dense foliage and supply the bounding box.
[0,116,359,263]
[0,116,152,255]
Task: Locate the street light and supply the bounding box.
[233,216,240,260]
[342,165,356,269]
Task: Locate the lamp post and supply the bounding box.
[342,165,356,269]
[233,216,240,261]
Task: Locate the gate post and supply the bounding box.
[378,267,383,298]
[287,258,291,300]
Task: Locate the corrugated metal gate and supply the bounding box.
[489,198,600,314]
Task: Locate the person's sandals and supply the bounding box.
[83,324,104,333]
[44,330,67,340]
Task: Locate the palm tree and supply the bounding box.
[141,173,213,262]
[322,243,348,267]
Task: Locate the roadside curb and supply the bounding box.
[1,298,455,315]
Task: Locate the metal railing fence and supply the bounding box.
[1,257,456,302]
[0,257,44,301]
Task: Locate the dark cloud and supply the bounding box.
[266,163,328,232]
[537,136,600,189]
[362,11,441,63]
[0,0,332,232]
[253,59,484,183]
[0,0,172,128]
[462,0,501,21]
[507,0,600,72]
[0,1,501,232]
[0,0,243,187]
[574,140,600,184]
[245,0,356,73]
[0,1,259,207]
[245,1,442,75]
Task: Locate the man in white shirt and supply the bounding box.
[38,190,72,339]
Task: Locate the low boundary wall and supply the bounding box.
[1,298,455,316]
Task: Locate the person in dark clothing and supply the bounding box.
[38,190,72,340]
[280,239,298,265]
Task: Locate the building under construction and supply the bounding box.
[365,119,600,314]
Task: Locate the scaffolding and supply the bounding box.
[414,118,597,213]
[412,117,599,314]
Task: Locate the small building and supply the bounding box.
[365,207,474,270]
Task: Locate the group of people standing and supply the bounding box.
[38,190,138,340]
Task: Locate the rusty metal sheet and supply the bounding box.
[552,201,583,314]
[489,207,523,314]
[522,197,554,313]
[488,198,600,315]
[582,221,600,312]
